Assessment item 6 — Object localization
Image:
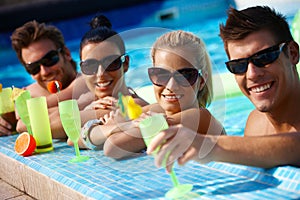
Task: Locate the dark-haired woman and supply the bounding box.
[68,14,148,149]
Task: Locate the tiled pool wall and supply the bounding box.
[1,133,300,199]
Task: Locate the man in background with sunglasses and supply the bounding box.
[0,20,89,138]
[148,6,300,170]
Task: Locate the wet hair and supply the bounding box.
[79,14,125,59]
[10,20,76,70]
[151,30,213,108]
[219,6,294,56]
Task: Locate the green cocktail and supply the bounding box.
[139,114,193,199]
[59,99,89,163]
[14,90,32,135]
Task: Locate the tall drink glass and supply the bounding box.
[27,97,53,153]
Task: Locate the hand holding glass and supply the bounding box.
[59,99,89,163]
[0,87,17,133]
[139,114,193,199]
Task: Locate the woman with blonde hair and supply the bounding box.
[86,30,225,158]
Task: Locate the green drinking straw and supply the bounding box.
[139,114,193,199]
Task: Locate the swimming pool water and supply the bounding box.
[0,12,296,89]
[0,16,229,89]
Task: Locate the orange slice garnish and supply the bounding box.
[14,132,36,156]
[47,81,62,93]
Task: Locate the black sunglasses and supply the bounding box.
[148,67,201,87]
[225,42,287,75]
[80,54,127,75]
[25,48,62,75]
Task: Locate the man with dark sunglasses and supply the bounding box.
[147,6,300,171]
[0,20,89,137]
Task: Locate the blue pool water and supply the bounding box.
[0,0,297,136]
[0,0,231,87]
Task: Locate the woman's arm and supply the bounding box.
[103,107,226,159]
[166,108,225,135]
[148,125,300,172]
[103,126,146,159]
[46,75,90,108]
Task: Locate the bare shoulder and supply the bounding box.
[25,83,48,97]
[71,74,90,99]
[169,108,223,135]
[244,110,269,136]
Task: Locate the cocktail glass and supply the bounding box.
[58,99,89,163]
[139,114,193,199]
[14,90,32,135]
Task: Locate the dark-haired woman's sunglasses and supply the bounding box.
[80,54,127,75]
[148,67,201,87]
[225,42,287,75]
[25,48,61,75]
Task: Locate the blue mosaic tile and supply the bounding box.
[1,134,300,199]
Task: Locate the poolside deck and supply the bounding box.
[1,134,300,200]
[0,177,35,199]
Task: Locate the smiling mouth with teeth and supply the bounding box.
[96,81,112,88]
[250,83,272,93]
[162,94,183,100]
